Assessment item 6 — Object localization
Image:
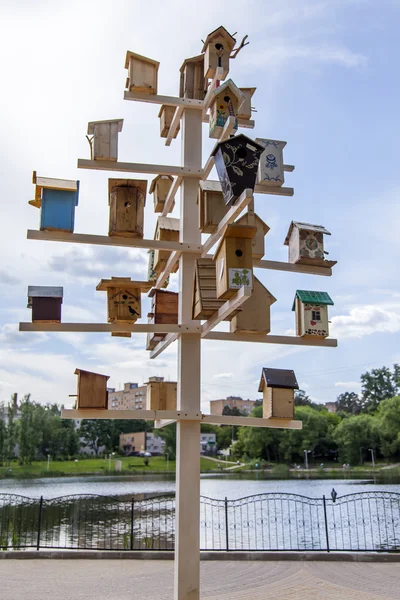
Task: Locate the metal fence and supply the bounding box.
[0,491,399,552]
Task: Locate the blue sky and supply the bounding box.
[0,0,399,410]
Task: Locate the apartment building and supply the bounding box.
[209,396,257,416]
[108,382,147,410]
[119,431,165,455]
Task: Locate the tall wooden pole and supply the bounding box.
[174,108,202,600]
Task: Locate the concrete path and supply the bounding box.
[1,560,399,599]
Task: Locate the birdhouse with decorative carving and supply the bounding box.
[256,138,286,187]
[153,217,180,273]
[108,178,146,238]
[147,249,170,287]
[258,368,298,420]
[87,119,123,162]
[238,88,256,120]
[125,51,159,94]
[201,26,236,80]
[208,80,245,139]
[29,172,79,233]
[179,55,205,99]
[211,135,264,205]
[150,175,174,213]
[75,369,109,410]
[235,212,270,259]
[192,259,241,320]
[146,289,178,351]
[213,223,257,300]
[292,290,334,338]
[146,378,177,410]
[230,277,276,334]
[27,286,63,323]
[284,222,337,268]
[158,105,180,139]
[198,182,229,233]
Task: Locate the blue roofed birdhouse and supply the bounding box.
[29,172,79,233]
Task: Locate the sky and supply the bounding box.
[0,0,399,411]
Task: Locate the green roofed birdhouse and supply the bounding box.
[158,105,180,139]
[256,138,286,187]
[146,289,178,351]
[27,286,63,323]
[29,172,79,233]
[154,217,180,273]
[258,368,298,420]
[87,119,123,162]
[238,87,256,120]
[235,212,270,259]
[208,79,245,139]
[198,182,229,233]
[211,135,264,205]
[179,55,205,100]
[284,222,337,268]
[108,178,146,238]
[150,175,174,213]
[213,223,257,300]
[293,290,334,338]
[125,51,159,94]
[146,378,177,410]
[201,26,236,80]
[75,369,109,410]
[230,277,276,334]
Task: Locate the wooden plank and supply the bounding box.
[201,414,302,429]
[62,409,201,421]
[219,116,236,142]
[154,250,181,289]
[205,179,294,196]
[154,419,177,429]
[35,176,78,191]
[77,159,203,178]
[201,286,251,337]
[150,332,178,358]
[203,67,224,112]
[203,114,255,129]
[203,331,338,347]
[254,258,333,276]
[124,91,204,109]
[165,106,184,146]
[19,323,201,333]
[162,176,182,217]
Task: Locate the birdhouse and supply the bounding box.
[87,119,123,162]
[235,212,270,259]
[75,369,109,410]
[213,223,257,300]
[179,55,205,100]
[238,88,256,120]
[258,368,298,420]
[27,286,63,323]
[29,172,79,233]
[146,290,178,351]
[150,175,174,213]
[230,277,276,334]
[256,138,286,187]
[125,51,159,94]
[153,217,180,273]
[192,259,241,320]
[198,182,229,233]
[146,380,177,410]
[108,178,146,238]
[158,105,180,139]
[201,26,236,80]
[208,79,245,139]
[147,249,170,287]
[284,222,337,268]
[211,135,264,205]
[292,290,334,338]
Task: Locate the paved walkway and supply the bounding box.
[1,560,399,599]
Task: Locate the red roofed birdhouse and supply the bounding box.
[284,222,337,268]
[29,172,79,233]
[108,178,146,238]
[75,369,109,410]
[125,51,159,94]
[293,290,334,338]
[27,286,63,323]
[87,119,123,162]
[201,26,236,80]
[208,79,245,139]
[258,368,299,420]
[150,175,174,213]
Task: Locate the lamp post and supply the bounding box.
[47,454,50,471]
[304,449,311,469]
[166,452,169,472]
[108,451,115,472]
[368,448,375,469]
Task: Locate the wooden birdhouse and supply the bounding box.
[27,286,63,323]
[211,135,264,205]
[198,182,229,233]
[284,222,337,268]
[75,369,109,410]
[150,175,174,213]
[256,138,286,187]
[238,88,256,120]
[208,79,245,139]
[146,290,178,351]
[153,217,180,273]
[230,277,276,334]
[179,55,205,100]
[292,290,334,338]
[158,105,180,139]
[258,368,299,420]
[125,51,159,94]
[235,212,270,259]
[213,223,257,300]
[192,259,241,320]
[87,119,123,162]
[108,178,146,238]
[147,249,170,288]
[29,172,79,233]
[201,26,236,80]
[146,379,177,410]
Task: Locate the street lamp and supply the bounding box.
[108,451,115,472]
[166,452,169,472]
[304,449,311,469]
[368,448,375,468]
[47,454,50,471]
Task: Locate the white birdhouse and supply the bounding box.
[87,119,123,162]
[256,138,286,187]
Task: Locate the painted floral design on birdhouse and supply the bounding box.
[208,80,245,139]
[229,268,252,288]
[284,222,337,268]
[256,138,286,187]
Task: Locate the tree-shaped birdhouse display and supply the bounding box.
[235,212,270,259]
[230,277,276,334]
[153,216,180,272]
[150,175,174,213]
[208,79,245,138]
[87,119,123,162]
[256,138,286,187]
[27,286,63,323]
[198,182,229,233]
[29,172,79,233]
[211,135,264,205]
[108,178,146,238]
[158,105,180,139]
[201,26,236,79]
[179,55,205,99]
[146,289,178,351]
[146,379,177,410]
[192,259,241,320]
[75,368,109,409]
[238,87,256,120]
[125,51,159,94]
[258,368,299,420]
[293,290,334,338]
[213,223,257,299]
[284,222,337,268]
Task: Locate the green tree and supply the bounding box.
[294,390,312,406]
[5,396,18,463]
[79,420,114,456]
[0,403,6,465]
[361,364,400,412]
[333,413,379,465]
[376,396,400,458]
[18,395,38,464]
[155,423,176,460]
[336,391,362,415]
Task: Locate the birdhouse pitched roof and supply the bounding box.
[108,178,147,206]
[212,79,246,108]
[258,368,299,392]
[201,26,236,53]
[210,134,264,156]
[149,174,174,195]
[29,172,79,209]
[124,51,159,70]
[27,286,63,308]
[87,119,123,135]
[292,290,334,310]
[75,368,110,381]
[255,137,287,150]
[155,216,180,234]
[96,277,152,292]
[240,87,257,98]
[236,213,270,235]
[179,54,204,72]
[284,221,331,245]
[253,277,276,305]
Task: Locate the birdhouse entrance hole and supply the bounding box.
[236,148,247,159]
[235,249,243,257]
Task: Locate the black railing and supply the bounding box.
[0,491,399,552]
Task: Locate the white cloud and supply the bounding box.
[245,43,367,70]
[334,381,361,390]
[331,303,400,339]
